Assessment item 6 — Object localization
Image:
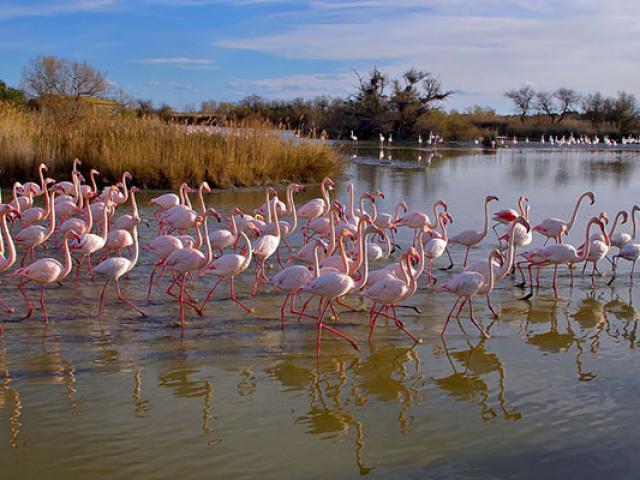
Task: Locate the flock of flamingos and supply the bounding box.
[1,160,640,355]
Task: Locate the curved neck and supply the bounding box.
[497,222,519,281]
[486,253,498,293]
[578,220,599,262]
[394,202,406,222]
[58,235,74,281]
[100,206,109,240]
[338,235,349,272]
[38,165,46,192]
[43,181,52,218]
[127,227,139,272]
[184,188,193,209]
[313,244,322,277]
[12,183,21,213]
[353,229,370,290]
[348,184,355,219]
[265,189,272,224]
[0,212,16,270]
[90,171,98,194]
[414,232,426,278]
[287,187,298,235]
[567,193,590,232]
[271,193,281,238]
[608,211,626,237]
[438,213,448,242]
[85,197,93,232]
[194,221,203,249]
[46,192,57,237]
[481,199,491,237]
[240,232,252,269]
[230,213,239,238]
[131,190,139,218]
[203,214,213,264]
[327,209,337,255]
[632,208,639,239]
[179,184,186,205]
[120,173,130,203]
[198,184,207,215]
[321,180,331,213]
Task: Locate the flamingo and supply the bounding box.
[298,177,334,223]
[209,208,242,255]
[13,230,80,321]
[519,217,605,298]
[364,248,422,343]
[609,242,640,284]
[14,189,59,265]
[54,158,82,195]
[69,199,110,280]
[610,205,640,249]
[350,130,358,145]
[92,225,146,318]
[199,229,258,315]
[449,195,499,267]
[534,191,595,244]
[251,189,282,295]
[21,163,48,198]
[301,214,378,355]
[0,204,19,315]
[79,168,100,199]
[20,177,55,226]
[164,208,216,325]
[143,234,185,301]
[492,195,528,240]
[438,250,504,338]
[424,211,453,282]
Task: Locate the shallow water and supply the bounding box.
[2,147,640,479]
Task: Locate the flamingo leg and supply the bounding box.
[199,277,224,314]
[147,262,161,301]
[486,295,498,319]
[467,297,489,338]
[17,280,34,319]
[39,286,48,322]
[178,274,187,326]
[463,247,470,268]
[389,304,420,343]
[292,294,317,322]
[252,262,262,296]
[442,297,462,336]
[0,294,14,314]
[98,279,109,318]
[115,279,147,317]
[229,276,253,313]
[368,303,381,342]
[280,293,290,329]
[552,265,558,297]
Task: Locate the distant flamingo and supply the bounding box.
[449,195,499,267]
[14,230,80,321]
[92,225,146,318]
[534,191,595,244]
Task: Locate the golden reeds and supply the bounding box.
[0,102,343,188]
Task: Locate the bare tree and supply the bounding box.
[505,86,536,123]
[554,88,581,123]
[534,91,557,121]
[421,73,454,104]
[582,91,606,129]
[22,55,110,121]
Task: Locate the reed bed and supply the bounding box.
[0,102,343,188]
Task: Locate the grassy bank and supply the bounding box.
[0,102,343,189]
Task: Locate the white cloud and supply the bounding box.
[0,0,117,19]
[215,0,640,110]
[136,57,213,65]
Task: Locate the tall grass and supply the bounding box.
[0,102,343,189]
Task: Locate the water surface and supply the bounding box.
[2,147,640,479]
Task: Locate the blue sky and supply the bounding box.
[1,0,639,112]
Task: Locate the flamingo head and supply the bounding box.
[248,224,261,236]
[77,172,86,183]
[123,171,132,181]
[398,200,408,213]
[266,186,278,196]
[292,183,305,193]
[206,208,222,222]
[586,191,596,205]
[201,181,211,194]
[619,211,629,224]
[39,162,48,172]
[185,186,195,194]
[90,168,100,177]
[408,247,420,265]
[73,158,82,169]
[434,199,448,211]
[364,192,376,203]
[375,190,384,199]
[486,195,499,203]
[633,204,640,214]
[444,212,454,224]
[322,177,335,191]
[598,211,609,225]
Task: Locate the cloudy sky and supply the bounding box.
[1,0,638,111]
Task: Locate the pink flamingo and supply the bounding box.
[13,230,80,321]
[492,195,527,239]
[199,229,257,315]
[610,205,640,249]
[251,189,282,295]
[301,214,376,355]
[164,208,216,325]
[20,177,56,226]
[439,250,503,338]
[375,200,407,247]
[519,217,605,298]
[79,168,100,199]
[92,226,146,318]
[14,189,59,265]
[0,205,19,315]
[69,199,110,280]
[298,177,334,223]
[21,163,48,198]
[163,182,209,233]
[424,211,453,282]
[534,191,595,244]
[364,248,422,343]
[143,234,186,301]
[54,158,82,195]
[449,195,499,267]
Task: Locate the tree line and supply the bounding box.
[504,86,640,134]
[2,55,640,140]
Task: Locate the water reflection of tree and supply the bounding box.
[433,337,521,422]
[604,287,638,349]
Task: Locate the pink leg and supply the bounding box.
[18,281,34,319]
[442,297,462,336]
[293,294,318,322]
[179,274,187,326]
[552,265,558,298]
[147,262,161,301]
[391,305,420,343]
[280,293,290,329]
[0,294,14,314]
[229,277,253,313]
[486,295,498,318]
[252,262,262,296]
[116,280,147,317]
[463,247,470,268]
[39,286,48,322]
[98,279,109,318]
[467,297,489,338]
[199,277,224,314]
